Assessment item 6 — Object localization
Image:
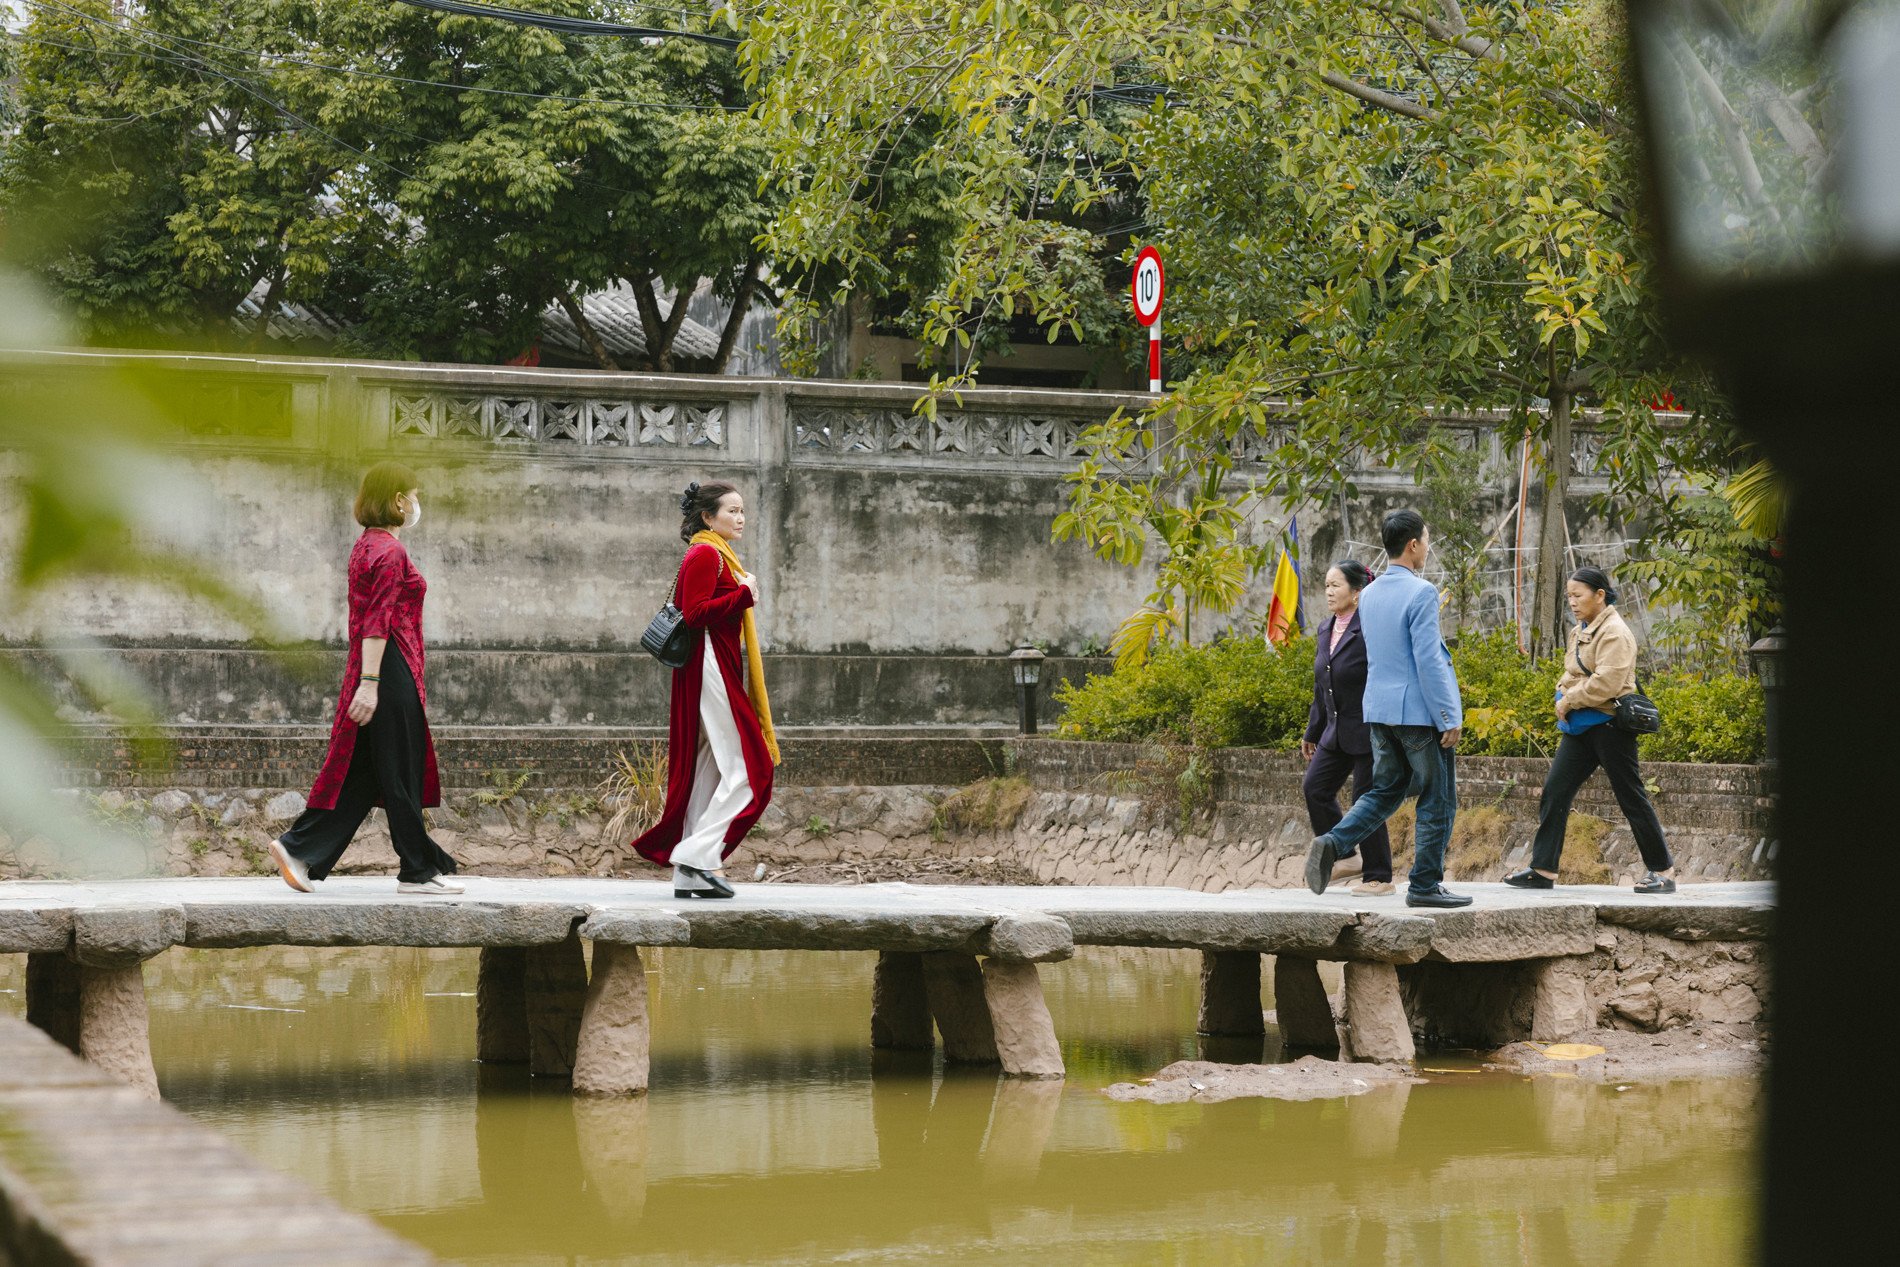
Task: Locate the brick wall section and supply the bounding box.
[1005,739,1775,837]
[53,727,1010,791]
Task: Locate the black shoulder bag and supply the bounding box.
[1614,680,1663,735]
[640,562,696,669]
[1573,640,1662,735]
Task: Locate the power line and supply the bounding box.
[388,0,740,48]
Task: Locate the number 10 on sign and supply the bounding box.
[1131,247,1165,393]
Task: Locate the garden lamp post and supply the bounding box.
[1747,627,1786,764]
[1007,644,1046,735]
[1626,2,1900,1260]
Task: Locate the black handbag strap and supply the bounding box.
[665,545,727,607]
[1574,623,1646,695]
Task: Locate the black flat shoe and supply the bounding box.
[676,865,736,899]
[1503,869,1554,889]
[1633,872,1676,894]
[1406,885,1474,908]
[1304,837,1340,895]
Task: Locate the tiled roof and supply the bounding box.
[232,281,721,364]
[538,281,721,363]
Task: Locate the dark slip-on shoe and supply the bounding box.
[1503,868,1554,890]
[1304,838,1340,895]
[676,865,736,899]
[1405,885,1475,908]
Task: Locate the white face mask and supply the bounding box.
[403,494,422,529]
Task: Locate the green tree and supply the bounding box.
[1,2,777,371]
[0,0,346,347]
[298,0,775,370]
[744,0,1756,651]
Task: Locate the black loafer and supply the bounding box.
[1406,885,1474,908]
[1503,869,1554,889]
[676,865,736,899]
[1304,837,1340,895]
[1633,872,1676,894]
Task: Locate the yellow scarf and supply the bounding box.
[690,530,780,765]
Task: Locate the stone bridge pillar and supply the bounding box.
[1338,962,1416,1063]
[526,932,588,1077]
[919,951,1065,1079]
[1197,951,1265,1038]
[24,907,182,1100]
[1271,956,1340,1051]
[573,942,650,1096]
[476,946,530,1064]
[870,951,935,1050]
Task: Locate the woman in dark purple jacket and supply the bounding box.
[1301,561,1394,894]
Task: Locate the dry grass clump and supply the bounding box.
[1556,813,1614,885]
[1446,804,1515,880]
[934,776,1034,834]
[600,744,669,842]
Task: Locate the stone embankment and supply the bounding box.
[7,741,1772,892]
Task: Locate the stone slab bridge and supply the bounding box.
[0,878,1773,1095]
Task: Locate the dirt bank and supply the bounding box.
[1488,1023,1765,1082]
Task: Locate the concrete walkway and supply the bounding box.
[2,877,1772,1092]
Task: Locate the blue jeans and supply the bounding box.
[1319,723,1458,895]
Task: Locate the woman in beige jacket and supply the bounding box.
[1505,567,1677,894]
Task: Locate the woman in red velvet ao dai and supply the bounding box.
[268,461,462,896]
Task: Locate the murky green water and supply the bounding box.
[0,945,1756,1264]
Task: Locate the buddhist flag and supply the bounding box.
[1266,521,1303,645]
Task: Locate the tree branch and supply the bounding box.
[655,279,694,372]
[1669,35,1782,224]
[1198,28,1439,120]
[630,272,665,369]
[1318,69,1436,121]
[557,287,621,372]
[711,254,763,374]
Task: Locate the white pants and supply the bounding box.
[672,635,753,876]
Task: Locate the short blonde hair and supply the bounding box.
[353,461,418,529]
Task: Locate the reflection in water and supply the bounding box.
[0,946,1755,1264]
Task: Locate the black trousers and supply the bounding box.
[1530,723,1673,875]
[1302,743,1394,882]
[279,649,457,884]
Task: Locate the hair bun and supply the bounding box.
[678,481,701,517]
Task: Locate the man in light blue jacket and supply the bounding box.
[1304,509,1473,908]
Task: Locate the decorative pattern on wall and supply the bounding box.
[388,390,727,449]
[789,404,1094,461]
[181,378,296,439]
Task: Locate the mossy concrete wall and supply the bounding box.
[3,349,1650,729]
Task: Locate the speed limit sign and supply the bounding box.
[1131,247,1164,391]
[1131,247,1164,326]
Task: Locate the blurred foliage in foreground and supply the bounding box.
[1,270,276,873]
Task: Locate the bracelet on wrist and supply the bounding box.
[362,674,381,683]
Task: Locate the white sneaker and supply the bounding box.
[397,875,465,896]
[267,839,313,893]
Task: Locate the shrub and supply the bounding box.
[1053,627,1766,764]
[1186,636,1315,749]
[1450,632,1564,758]
[1054,635,1313,749]
[1640,672,1765,764]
